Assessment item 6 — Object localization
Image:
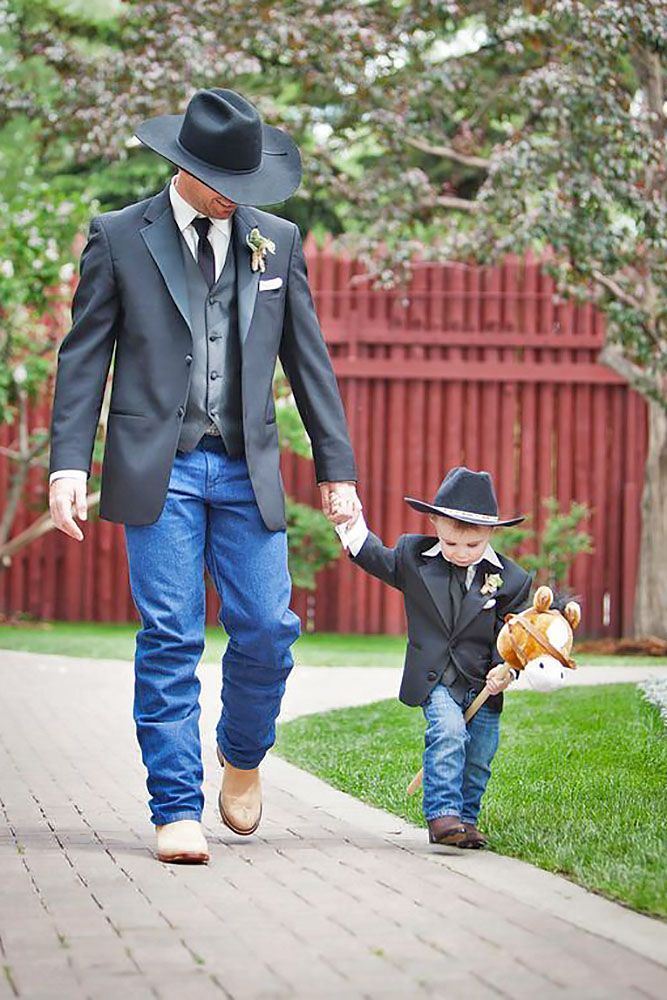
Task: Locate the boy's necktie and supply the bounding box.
[192,216,215,288]
[449,562,468,625]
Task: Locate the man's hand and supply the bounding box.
[49,478,88,541]
[485,663,513,695]
[319,481,361,526]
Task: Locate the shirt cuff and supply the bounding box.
[49,470,88,485]
[335,512,369,556]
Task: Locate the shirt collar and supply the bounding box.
[422,540,503,571]
[169,176,232,240]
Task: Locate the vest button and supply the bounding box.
[185,354,192,365]
[427,670,437,682]
[177,406,184,417]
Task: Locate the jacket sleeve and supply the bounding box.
[350,531,404,591]
[279,225,357,485]
[48,217,119,477]
[491,569,535,668]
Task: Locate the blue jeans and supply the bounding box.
[421,682,500,824]
[124,435,301,826]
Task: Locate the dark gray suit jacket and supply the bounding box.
[48,184,357,529]
[351,532,534,709]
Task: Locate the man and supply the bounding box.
[48,88,360,864]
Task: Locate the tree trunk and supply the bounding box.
[634,400,667,638]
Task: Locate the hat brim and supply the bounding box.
[404,496,526,527]
[134,115,302,206]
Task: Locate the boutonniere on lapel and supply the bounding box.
[480,572,503,596]
[246,227,276,273]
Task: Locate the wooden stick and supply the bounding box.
[406,665,513,795]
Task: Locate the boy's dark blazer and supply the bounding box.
[350,532,534,709]
[48,183,357,530]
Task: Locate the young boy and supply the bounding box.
[336,466,534,848]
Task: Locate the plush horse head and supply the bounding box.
[497,585,581,692]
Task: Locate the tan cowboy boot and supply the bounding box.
[216,745,262,835]
[155,820,209,864]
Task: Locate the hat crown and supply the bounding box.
[434,466,498,517]
[178,89,262,172]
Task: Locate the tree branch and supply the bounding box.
[433,195,480,212]
[591,269,644,314]
[405,136,491,170]
[599,343,663,402]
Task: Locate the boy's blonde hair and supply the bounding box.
[429,514,494,539]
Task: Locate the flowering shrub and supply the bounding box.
[0,170,93,425]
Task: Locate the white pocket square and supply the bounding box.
[259,276,283,291]
[482,598,497,609]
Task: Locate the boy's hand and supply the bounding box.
[485,664,513,695]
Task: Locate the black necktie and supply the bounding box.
[449,562,468,625]
[192,216,215,288]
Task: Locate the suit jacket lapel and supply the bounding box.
[418,555,453,635]
[233,205,260,347]
[140,186,192,335]
[450,563,491,640]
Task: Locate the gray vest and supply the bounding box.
[177,235,244,455]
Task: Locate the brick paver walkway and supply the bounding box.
[1,651,666,999]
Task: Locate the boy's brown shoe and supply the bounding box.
[427,815,467,845]
[216,745,262,836]
[458,822,488,849]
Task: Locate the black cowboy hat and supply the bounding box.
[134,88,302,206]
[405,466,526,527]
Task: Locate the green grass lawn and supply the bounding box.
[275,684,667,918]
[1,620,665,667]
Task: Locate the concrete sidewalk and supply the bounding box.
[1,650,666,999]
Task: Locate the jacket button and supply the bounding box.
[427,670,437,682]
[185,354,192,365]
[177,406,184,417]
[210,371,218,380]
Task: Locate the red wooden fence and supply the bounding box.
[0,240,647,637]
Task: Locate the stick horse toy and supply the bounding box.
[407,585,581,796]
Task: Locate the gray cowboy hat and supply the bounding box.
[134,88,302,206]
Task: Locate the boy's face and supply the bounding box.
[428,515,493,567]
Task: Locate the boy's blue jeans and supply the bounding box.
[123,434,301,826]
[421,682,500,824]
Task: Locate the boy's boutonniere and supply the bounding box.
[480,572,503,596]
[246,227,276,273]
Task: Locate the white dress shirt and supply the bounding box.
[49,177,232,486]
[335,512,503,589]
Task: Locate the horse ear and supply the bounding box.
[564,601,581,630]
[533,585,553,612]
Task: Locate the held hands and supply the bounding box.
[49,478,88,542]
[319,481,362,526]
[485,663,514,695]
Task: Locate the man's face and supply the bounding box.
[175,170,237,220]
[428,515,492,567]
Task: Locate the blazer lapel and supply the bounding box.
[140,186,192,335]
[418,555,453,635]
[450,563,491,640]
[233,206,260,348]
